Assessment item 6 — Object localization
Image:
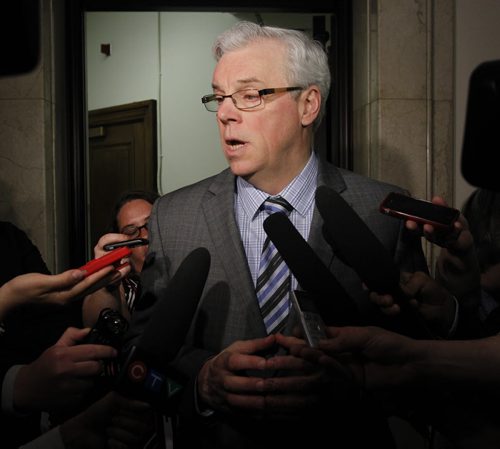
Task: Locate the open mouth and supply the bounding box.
[226,139,246,150]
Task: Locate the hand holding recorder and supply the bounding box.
[0,266,118,319]
[380,193,481,310]
[82,236,146,328]
[94,232,148,274]
[379,192,461,247]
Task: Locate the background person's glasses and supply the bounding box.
[120,223,148,238]
[201,87,302,112]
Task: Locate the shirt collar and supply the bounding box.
[237,152,318,220]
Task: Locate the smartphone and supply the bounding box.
[79,246,132,277]
[379,192,460,230]
[103,238,149,251]
[290,290,327,347]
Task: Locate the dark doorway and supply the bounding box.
[88,100,157,247]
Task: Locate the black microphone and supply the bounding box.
[315,185,434,338]
[263,213,360,326]
[114,247,211,411]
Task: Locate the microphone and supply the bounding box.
[263,213,361,326]
[315,185,434,338]
[114,247,211,411]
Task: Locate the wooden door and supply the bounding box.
[88,99,157,248]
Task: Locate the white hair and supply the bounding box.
[213,21,331,128]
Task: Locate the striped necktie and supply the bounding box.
[256,196,293,334]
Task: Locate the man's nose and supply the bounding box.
[217,97,240,122]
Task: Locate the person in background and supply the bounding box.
[83,189,159,326]
[0,221,50,286]
[125,21,429,449]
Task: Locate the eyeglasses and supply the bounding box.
[120,223,148,238]
[201,87,302,112]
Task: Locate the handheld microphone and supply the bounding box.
[315,185,434,338]
[263,213,360,326]
[114,247,211,411]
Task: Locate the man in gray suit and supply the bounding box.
[128,21,429,448]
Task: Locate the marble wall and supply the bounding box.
[0,0,59,270]
[353,0,454,270]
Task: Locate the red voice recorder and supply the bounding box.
[79,246,132,276]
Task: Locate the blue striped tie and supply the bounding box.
[256,196,293,334]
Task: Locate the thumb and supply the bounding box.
[42,269,86,293]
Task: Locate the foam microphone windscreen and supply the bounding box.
[115,247,211,411]
[136,246,211,364]
[315,185,400,294]
[263,213,360,326]
[315,185,433,338]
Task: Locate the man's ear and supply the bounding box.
[299,86,321,127]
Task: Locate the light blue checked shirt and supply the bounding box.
[235,152,318,289]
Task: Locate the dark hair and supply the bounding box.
[109,189,159,233]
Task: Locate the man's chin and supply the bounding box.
[228,161,255,180]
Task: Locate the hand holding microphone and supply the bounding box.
[82,247,211,415]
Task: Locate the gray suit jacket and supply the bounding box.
[129,158,428,448]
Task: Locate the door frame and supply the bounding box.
[65,0,352,266]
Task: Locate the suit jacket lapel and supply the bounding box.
[202,170,267,336]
